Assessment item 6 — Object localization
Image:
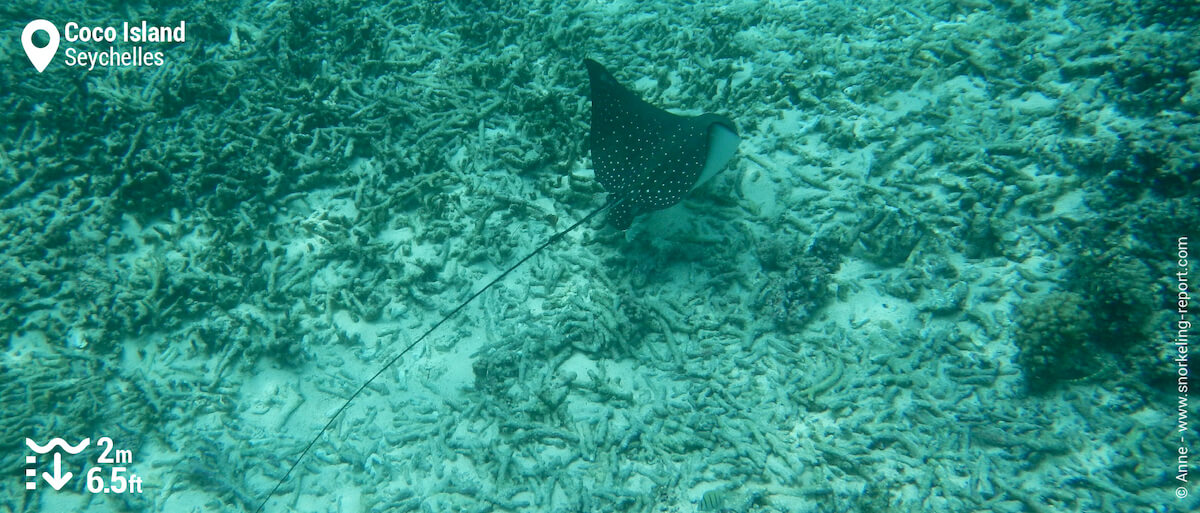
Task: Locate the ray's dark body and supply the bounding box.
[584,59,739,228]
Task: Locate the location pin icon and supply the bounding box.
[22,20,60,73]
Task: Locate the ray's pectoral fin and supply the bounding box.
[695,118,741,191]
[584,58,740,230]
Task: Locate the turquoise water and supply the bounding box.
[3,1,1198,512]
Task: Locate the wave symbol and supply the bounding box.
[25,438,90,454]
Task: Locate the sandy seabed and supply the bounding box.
[3,1,1198,512]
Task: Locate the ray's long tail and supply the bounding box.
[253,196,623,513]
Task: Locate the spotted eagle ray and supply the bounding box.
[254,58,739,512]
[585,58,740,228]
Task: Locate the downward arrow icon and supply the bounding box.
[42,453,72,490]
